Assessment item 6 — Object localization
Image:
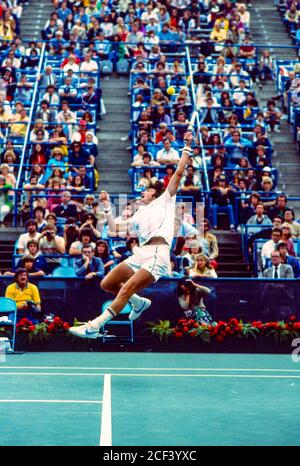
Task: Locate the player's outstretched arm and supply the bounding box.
[99,191,131,237]
[99,191,117,235]
[167,131,193,197]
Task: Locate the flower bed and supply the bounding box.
[147,315,300,349]
[16,316,70,343]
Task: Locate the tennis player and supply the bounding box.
[69,132,194,338]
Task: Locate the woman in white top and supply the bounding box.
[69,132,194,339]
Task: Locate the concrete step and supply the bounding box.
[99,120,130,132]
[99,131,129,140]
[98,182,132,193]
[101,80,129,90]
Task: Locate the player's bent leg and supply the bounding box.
[111,268,154,319]
[101,260,151,314]
[69,267,153,339]
[100,262,135,294]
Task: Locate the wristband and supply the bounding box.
[104,208,112,214]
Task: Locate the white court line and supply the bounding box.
[0,399,102,404]
[100,374,112,447]
[2,366,300,373]
[1,372,300,379]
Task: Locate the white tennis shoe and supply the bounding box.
[129,297,152,321]
[69,321,102,339]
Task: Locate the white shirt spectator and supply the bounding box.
[63,62,80,74]
[80,58,99,73]
[42,91,60,106]
[261,239,278,268]
[18,232,41,253]
[156,147,180,164]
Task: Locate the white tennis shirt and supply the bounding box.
[130,189,176,247]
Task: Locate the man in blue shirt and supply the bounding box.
[75,244,104,280]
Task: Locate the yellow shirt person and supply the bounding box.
[5,269,41,311]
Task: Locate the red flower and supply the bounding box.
[290,315,297,322]
[48,323,55,333]
[189,330,197,337]
[225,326,231,334]
[183,326,189,333]
[292,322,300,330]
[174,331,183,338]
[53,317,63,325]
[216,335,224,342]
[28,325,36,332]
[229,318,239,325]
[193,323,200,328]
[63,322,70,330]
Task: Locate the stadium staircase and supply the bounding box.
[0,230,22,273]
[214,231,252,278]
[251,0,300,214]
[97,76,132,194]
[20,0,53,41]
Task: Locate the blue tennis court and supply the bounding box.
[1,352,300,446]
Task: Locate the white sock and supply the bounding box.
[128,294,144,308]
[90,307,117,330]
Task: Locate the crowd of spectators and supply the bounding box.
[0,0,299,287]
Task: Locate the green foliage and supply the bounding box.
[147,320,174,343]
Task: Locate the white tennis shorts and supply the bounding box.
[124,244,171,282]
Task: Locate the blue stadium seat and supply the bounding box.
[0,297,17,352]
[52,266,77,278]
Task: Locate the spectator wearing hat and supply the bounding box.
[211,175,236,230]
[44,147,67,182]
[17,219,41,254]
[71,120,97,146]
